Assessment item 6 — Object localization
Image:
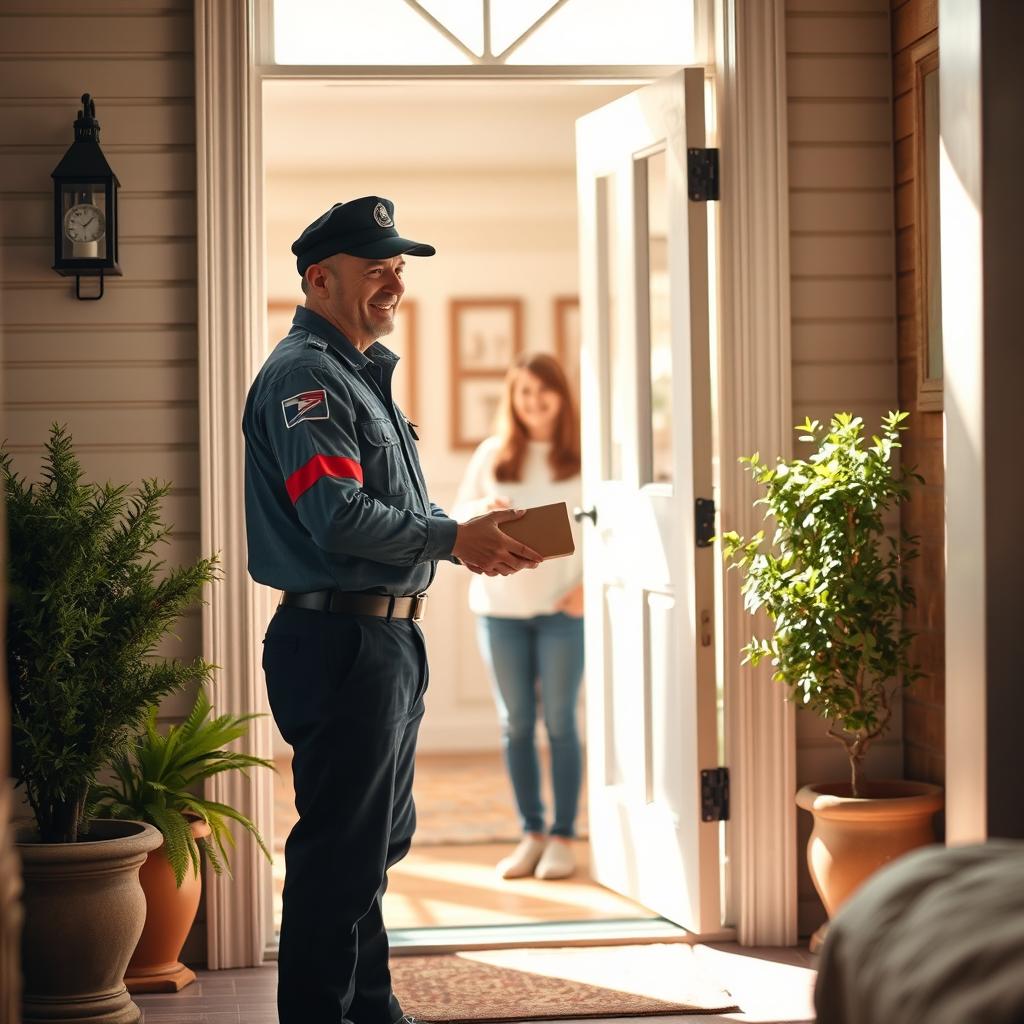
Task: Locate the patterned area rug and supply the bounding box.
[391,944,740,1021]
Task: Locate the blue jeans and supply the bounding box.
[477,613,585,838]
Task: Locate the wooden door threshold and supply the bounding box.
[388,918,737,955]
[266,920,737,960]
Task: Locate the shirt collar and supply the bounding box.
[292,306,369,370]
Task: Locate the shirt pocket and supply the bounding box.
[357,417,405,496]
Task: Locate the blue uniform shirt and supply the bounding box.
[243,306,459,595]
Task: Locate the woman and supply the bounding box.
[453,352,585,880]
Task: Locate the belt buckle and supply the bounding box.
[411,593,427,621]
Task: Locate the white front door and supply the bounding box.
[575,68,721,934]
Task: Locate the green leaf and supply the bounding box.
[719,409,923,782]
[2,424,222,842]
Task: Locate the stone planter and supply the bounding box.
[796,780,943,950]
[125,817,210,993]
[17,818,163,1024]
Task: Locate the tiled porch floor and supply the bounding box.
[134,944,818,1023]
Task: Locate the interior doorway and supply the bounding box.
[260,78,667,947]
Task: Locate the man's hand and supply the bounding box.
[453,509,543,576]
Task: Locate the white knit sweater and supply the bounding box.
[452,436,583,619]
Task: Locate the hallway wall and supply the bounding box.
[784,0,900,936]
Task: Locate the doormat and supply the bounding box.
[390,944,740,1021]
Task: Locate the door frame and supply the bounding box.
[194,0,795,967]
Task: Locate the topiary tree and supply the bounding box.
[720,411,923,796]
[3,424,219,843]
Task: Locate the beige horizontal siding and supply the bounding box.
[0,58,193,99]
[0,0,201,961]
[2,195,197,238]
[1,284,198,324]
[785,1,899,938]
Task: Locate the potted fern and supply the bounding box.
[3,425,218,1024]
[720,412,942,944]
[92,688,273,992]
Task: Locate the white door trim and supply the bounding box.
[713,0,797,945]
[195,0,276,969]
[194,0,796,963]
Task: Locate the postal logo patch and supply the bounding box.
[373,202,394,228]
[282,389,329,429]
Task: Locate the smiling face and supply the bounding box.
[510,369,563,441]
[303,252,405,350]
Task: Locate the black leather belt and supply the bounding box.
[280,589,428,621]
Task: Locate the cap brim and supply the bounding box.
[343,236,436,259]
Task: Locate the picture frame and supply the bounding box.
[553,295,580,393]
[267,298,299,354]
[453,376,507,451]
[912,36,943,412]
[450,298,523,373]
[450,298,523,450]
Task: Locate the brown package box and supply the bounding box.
[497,501,576,560]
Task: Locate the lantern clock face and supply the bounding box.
[63,203,106,244]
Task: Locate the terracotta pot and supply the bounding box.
[17,818,162,1024]
[796,779,943,927]
[124,816,211,994]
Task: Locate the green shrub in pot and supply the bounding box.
[92,687,274,885]
[3,423,219,1021]
[719,411,923,796]
[91,688,273,991]
[3,424,218,843]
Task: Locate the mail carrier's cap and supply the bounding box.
[291,196,435,275]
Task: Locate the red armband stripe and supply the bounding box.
[286,454,363,503]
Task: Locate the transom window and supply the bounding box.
[272,0,693,67]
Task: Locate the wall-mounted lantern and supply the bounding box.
[51,93,121,300]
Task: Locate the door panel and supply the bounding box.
[576,68,720,933]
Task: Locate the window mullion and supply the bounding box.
[494,0,572,63]
[401,0,484,63]
[482,0,492,59]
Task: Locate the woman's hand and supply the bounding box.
[487,495,512,512]
[554,583,585,618]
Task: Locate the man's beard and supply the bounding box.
[365,315,395,342]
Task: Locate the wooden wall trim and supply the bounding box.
[0,471,22,1024]
[195,0,275,968]
[715,0,797,946]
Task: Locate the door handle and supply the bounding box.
[573,505,598,526]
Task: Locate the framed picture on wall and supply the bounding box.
[912,36,943,412]
[384,298,418,423]
[554,296,580,392]
[267,298,299,353]
[453,376,506,450]
[450,298,522,373]
[450,297,522,449]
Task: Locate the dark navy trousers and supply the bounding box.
[262,605,428,1024]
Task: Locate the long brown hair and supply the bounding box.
[493,352,581,483]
